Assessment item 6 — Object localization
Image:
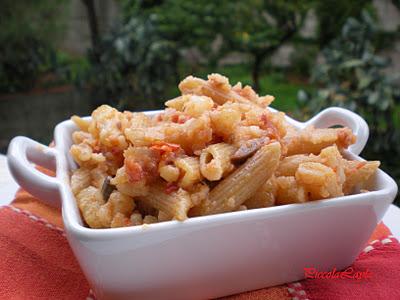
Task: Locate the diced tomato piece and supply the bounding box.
[151,141,183,166]
[356,162,367,170]
[151,141,181,154]
[171,113,191,124]
[125,158,144,182]
[156,113,164,122]
[171,114,179,123]
[178,115,191,124]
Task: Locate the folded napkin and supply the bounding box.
[1,184,399,299]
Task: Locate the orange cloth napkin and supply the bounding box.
[1,185,399,299]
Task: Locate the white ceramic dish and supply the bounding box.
[7,107,397,300]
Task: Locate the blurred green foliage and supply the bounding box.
[123,0,234,59]
[221,0,313,90]
[315,0,372,47]
[298,12,400,204]
[0,0,67,93]
[289,44,319,78]
[83,14,179,109]
[83,0,314,108]
[0,38,54,93]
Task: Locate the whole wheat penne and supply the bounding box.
[196,142,281,215]
[137,182,192,221]
[244,176,277,209]
[200,143,236,181]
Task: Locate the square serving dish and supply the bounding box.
[7,107,397,300]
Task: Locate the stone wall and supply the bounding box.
[60,0,120,55]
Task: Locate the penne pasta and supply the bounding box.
[135,198,158,217]
[159,164,180,183]
[244,176,277,209]
[194,142,281,215]
[200,143,236,180]
[137,182,192,221]
[175,156,202,189]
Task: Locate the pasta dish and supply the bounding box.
[69,74,379,228]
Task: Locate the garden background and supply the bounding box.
[1,0,399,204]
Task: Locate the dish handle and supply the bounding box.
[7,136,61,208]
[304,107,369,156]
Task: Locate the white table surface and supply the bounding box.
[1,154,399,239]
